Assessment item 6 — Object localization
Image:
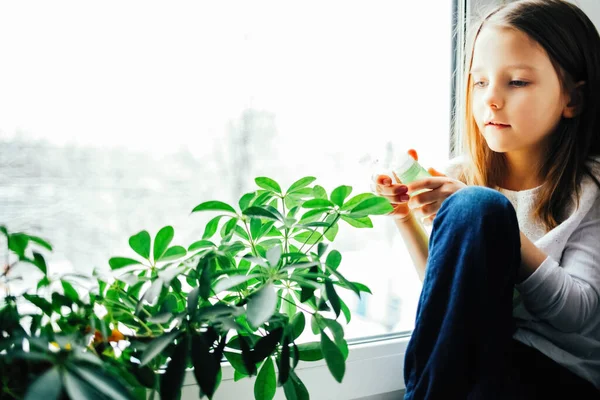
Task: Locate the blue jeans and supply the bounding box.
[403,187,598,399]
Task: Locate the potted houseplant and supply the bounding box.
[0,175,392,400]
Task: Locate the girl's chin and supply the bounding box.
[482,136,516,153]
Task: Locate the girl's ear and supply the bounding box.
[562,81,586,118]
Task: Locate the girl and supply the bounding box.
[374,1,600,398]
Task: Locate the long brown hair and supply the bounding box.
[456,0,600,230]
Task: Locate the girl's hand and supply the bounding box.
[406,170,466,225]
[373,174,411,221]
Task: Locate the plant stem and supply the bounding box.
[278,293,314,315]
[299,211,340,254]
[242,219,259,257]
[133,315,155,336]
[281,195,290,256]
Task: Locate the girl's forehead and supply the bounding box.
[471,26,551,72]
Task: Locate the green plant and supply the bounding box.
[0,176,392,400]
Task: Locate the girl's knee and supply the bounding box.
[440,186,516,223]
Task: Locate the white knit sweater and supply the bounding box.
[445,160,600,388]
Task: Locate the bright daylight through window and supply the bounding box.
[0,1,452,347]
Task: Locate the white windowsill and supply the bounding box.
[179,333,410,400]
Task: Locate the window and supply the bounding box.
[0,1,454,396]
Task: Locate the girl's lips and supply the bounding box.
[486,123,511,129]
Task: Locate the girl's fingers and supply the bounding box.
[375,174,392,186]
[406,177,446,194]
[427,167,446,177]
[413,201,440,218]
[407,149,418,161]
[373,191,409,204]
[422,214,437,226]
[408,190,434,209]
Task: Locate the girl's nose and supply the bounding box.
[483,84,504,109]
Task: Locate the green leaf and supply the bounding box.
[188,240,215,251]
[326,250,342,269]
[283,371,310,400]
[24,366,62,400]
[37,276,50,290]
[28,235,53,251]
[325,280,341,318]
[243,206,283,222]
[255,177,282,194]
[61,280,79,303]
[239,192,256,211]
[244,254,269,268]
[187,287,200,315]
[246,283,277,328]
[297,342,324,361]
[324,223,338,242]
[32,252,47,275]
[321,332,345,383]
[251,327,284,364]
[353,281,372,294]
[322,319,346,356]
[266,245,282,267]
[159,246,187,262]
[302,199,334,209]
[252,191,274,207]
[312,185,327,200]
[238,335,257,376]
[192,201,237,214]
[132,365,156,389]
[341,193,374,211]
[161,334,189,400]
[8,233,29,257]
[311,314,322,335]
[69,365,134,400]
[234,225,250,241]
[317,243,328,258]
[191,331,225,398]
[250,218,262,240]
[234,370,246,382]
[330,185,352,207]
[282,292,296,319]
[213,274,261,294]
[203,215,224,239]
[290,312,305,341]
[139,330,181,366]
[129,231,151,260]
[278,335,291,386]
[340,215,373,228]
[224,351,253,376]
[63,369,105,400]
[293,231,323,245]
[254,357,276,400]
[109,257,142,270]
[24,294,53,316]
[348,197,393,217]
[340,297,352,324]
[221,217,239,239]
[298,208,329,224]
[161,293,179,313]
[153,226,174,262]
[286,176,316,194]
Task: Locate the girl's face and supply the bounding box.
[470,26,569,158]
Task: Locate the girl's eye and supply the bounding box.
[473,81,487,88]
[510,80,529,87]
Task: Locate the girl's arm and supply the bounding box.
[515,200,600,332]
[517,232,548,282]
[394,214,429,282]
